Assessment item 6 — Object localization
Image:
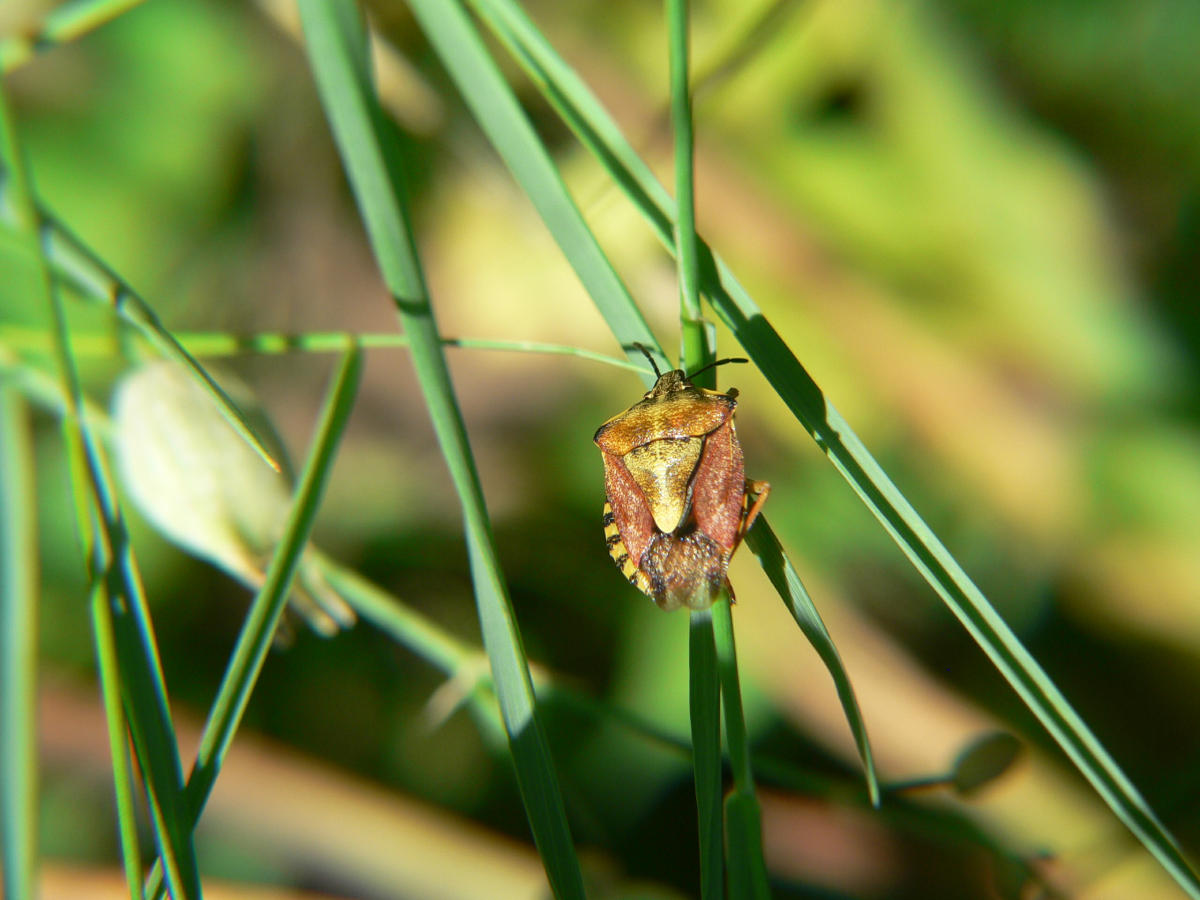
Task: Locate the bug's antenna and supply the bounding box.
[632,343,664,378]
[686,356,749,381]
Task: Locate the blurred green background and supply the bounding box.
[3,0,1200,896]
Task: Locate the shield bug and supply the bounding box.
[594,345,769,611]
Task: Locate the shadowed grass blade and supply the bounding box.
[297,1,584,895]
[689,610,724,900]
[0,382,37,900]
[712,598,770,899]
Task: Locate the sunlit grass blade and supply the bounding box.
[460,4,1200,892]
[296,1,585,895]
[0,0,149,71]
[745,519,880,806]
[0,382,38,900]
[144,345,362,900]
[1,81,202,900]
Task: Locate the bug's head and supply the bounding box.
[632,343,748,397]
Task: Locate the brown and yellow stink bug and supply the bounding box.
[593,345,769,611]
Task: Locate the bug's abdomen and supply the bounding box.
[603,501,653,596]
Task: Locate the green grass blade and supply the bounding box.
[296,2,584,895]
[1,82,202,900]
[0,322,647,372]
[744,519,880,806]
[666,0,703,352]
[688,610,724,900]
[89,581,145,900]
[144,346,362,900]
[0,381,38,900]
[461,6,1200,891]
[712,598,770,898]
[0,0,150,71]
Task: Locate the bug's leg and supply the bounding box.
[724,578,737,605]
[741,479,770,538]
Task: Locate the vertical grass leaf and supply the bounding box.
[0,380,38,900]
[297,1,585,895]
[712,598,771,898]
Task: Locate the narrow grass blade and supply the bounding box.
[145,346,362,900]
[0,381,38,900]
[689,610,724,900]
[712,599,770,898]
[744,519,880,806]
[89,581,145,900]
[665,0,703,347]
[0,82,202,900]
[0,0,149,71]
[0,322,646,372]
[296,2,584,895]
[462,6,1200,892]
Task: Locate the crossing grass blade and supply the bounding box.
[296,1,585,895]
[144,345,362,900]
[0,382,38,900]
[455,3,1200,892]
[0,81,202,900]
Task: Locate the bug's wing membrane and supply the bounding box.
[691,419,746,553]
[601,449,656,570]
